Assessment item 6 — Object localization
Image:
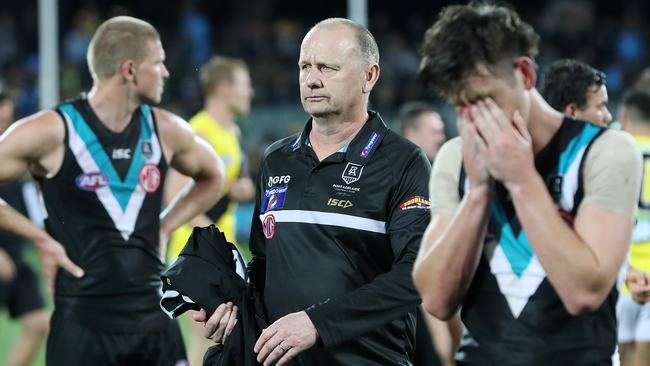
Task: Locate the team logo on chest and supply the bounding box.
[141,141,153,160]
[262,214,276,239]
[139,163,161,193]
[342,162,363,185]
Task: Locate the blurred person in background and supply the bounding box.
[197,17,431,366]
[414,3,641,364]
[398,101,447,162]
[397,101,461,366]
[539,58,612,126]
[165,55,255,365]
[0,91,49,366]
[0,16,225,365]
[616,86,650,366]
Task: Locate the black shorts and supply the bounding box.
[0,261,45,318]
[46,310,187,366]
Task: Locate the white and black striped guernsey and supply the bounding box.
[456,117,615,365]
[36,97,170,331]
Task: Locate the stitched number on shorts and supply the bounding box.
[640,153,650,210]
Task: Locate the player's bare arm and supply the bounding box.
[474,98,640,315]
[0,110,66,182]
[413,108,492,320]
[155,108,226,242]
[0,111,83,294]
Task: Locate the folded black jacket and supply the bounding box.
[160,225,267,366]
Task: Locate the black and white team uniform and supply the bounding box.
[248,111,431,366]
[38,97,185,366]
[456,119,616,365]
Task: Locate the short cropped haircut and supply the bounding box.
[199,56,248,97]
[397,102,438,134]
[621,88,650,124]
[310,18,379,65]
[539,59,606,111]
[87,16,160,81]
[419,2,539,101]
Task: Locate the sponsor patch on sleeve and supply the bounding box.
[399,196,431,210]
[261,186,288,213]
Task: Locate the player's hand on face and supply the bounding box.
[457,106,491,190]
[193,302,239,344]
[34,236,84,297]
[254,311,318,366]
[0,247,16,282]
[627,268,650,305]
[472,98,534,188]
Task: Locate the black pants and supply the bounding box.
[0,261,45,318]
[46,310,187,366]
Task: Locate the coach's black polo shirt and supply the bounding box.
[248,111,431,366]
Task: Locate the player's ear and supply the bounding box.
[119,59,136,82]
[563,103,577,117]
[514,57,536,90]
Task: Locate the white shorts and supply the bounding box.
[617,292,650,343]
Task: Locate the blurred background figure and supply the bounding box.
[616,81,650,366]
[397,101,447,162]
[165,55,255,365]
[539,58,613,126]
[396,101,461,366]
[0,91,49,366]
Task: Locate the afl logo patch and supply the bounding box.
[75,172,109,191]
[262,214,276,239]
[139,164,161,193]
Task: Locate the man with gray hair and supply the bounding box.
[199,17,430,366]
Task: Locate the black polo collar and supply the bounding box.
[285,110,388,166]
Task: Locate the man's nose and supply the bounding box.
[305,69,323,88]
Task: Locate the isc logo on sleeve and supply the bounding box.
[268,175,291,187]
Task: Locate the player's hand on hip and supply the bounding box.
[193,302,239,344]
[254,311,318,366]
[457,106,491,189]
[472,99,535,188]
[0,248,16,282]
[34,235,84,297]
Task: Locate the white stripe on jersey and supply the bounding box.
[62,108,162,241]
[260,210,386,234]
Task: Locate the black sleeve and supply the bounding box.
[305,149,431,347]
[246,170,266,294]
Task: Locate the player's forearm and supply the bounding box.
[413,187,490,320]
[161,171,224,236]
[0,199,50,246]
[508,174,612,314]
[305,257,421,347]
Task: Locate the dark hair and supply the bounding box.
[419,2,539,101]
[621,88,650,123]
[539,59,606,111]
[0,91,12,105]
[397,101,437,134]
